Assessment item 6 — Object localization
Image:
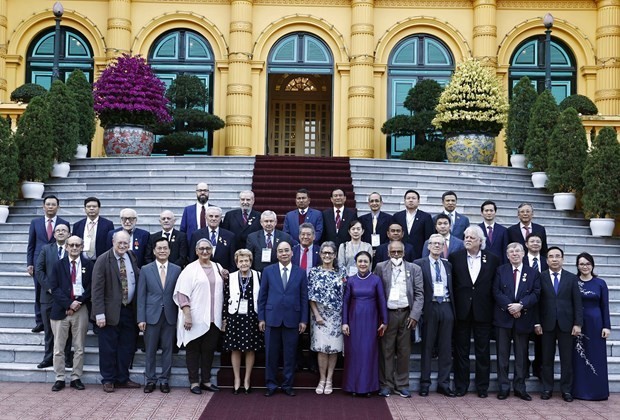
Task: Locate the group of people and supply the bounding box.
[26,184,610,402]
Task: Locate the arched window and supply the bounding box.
[268,32,333,74]
[509,36,576,103]
[26,27,94,89]
[148,30,215,154]
[387,34,454,157]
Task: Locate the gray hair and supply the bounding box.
[464,225,486,250]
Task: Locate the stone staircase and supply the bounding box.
[0,156,618,392]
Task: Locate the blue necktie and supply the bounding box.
[553,272,559,295]
[210,230,217,246]
[434,261,443,303]
[532,257,539,272]
[282,267,288,289]
[57,246,62,259]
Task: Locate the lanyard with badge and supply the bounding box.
[238,276,250,315]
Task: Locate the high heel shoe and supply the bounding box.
[244,386,252,394]
[315,380,326,394]
[324,380,333,395]
[233,387,241,395]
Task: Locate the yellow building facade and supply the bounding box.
[1,0,618,164]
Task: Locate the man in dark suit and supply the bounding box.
[221,190,261,250]
[374,224,415,266]
[422,214,464,258]
[493,242,540,401]
[393,189,434,261]
[449,225,500,398]
[415,234,456,397]
[137,237,182,394]
[283,189,323,243]
[180,182,213,246]
[189,207,236,271]
[321,188,357,249]
[49,236,93,392]
[374,241,423,398]
[258,241,308,397]
[478,200,508,264]
[92,230,141,392]
[144,210,188,267]
[247,210,295,272]
[359,192,393,248]
[291,223,320,276]
[35,222,72,369]
[106,208,150,268]
[435,191,470,240]
[535,246,583,402]
[72,197,115,262]
[27,195,70,332]
[507,203,548,256]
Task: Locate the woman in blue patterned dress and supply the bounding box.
[308,241,346,395]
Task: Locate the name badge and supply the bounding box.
[433,283,444,297]
[348,266,358,277]
[73,283,84,297]
[261,248,272,263]
[371,234,380,248]
[388,286,400,302]
[238,299,249,315]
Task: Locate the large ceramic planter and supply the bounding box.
[21,181,45,200]
[75,144,88,159]
[104,125,154,156]
[589,218,615,237]
[0,205,8,224]
[553,192,577,210]
[531,171,548,188]
[445,133,495,165]
[51,162,70,178]
[510,153,526,168]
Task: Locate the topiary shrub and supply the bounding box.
[505,76,537,155]
[524,90,559,172]
[15,95,54,182]
[559,94,598,116]
[399,140,446,162]
[0,117,19,205]
[10,83,47,103]
[66,69,96,146]
[47,80,79,162]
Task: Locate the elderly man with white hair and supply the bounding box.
[448,225,500,398]
[145,210,188,268]
[246,210,295,272]
[106,208,150,268]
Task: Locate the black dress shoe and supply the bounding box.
[31,324,44,333]
[190,386,202,395]
[418,387,429,397]
[52,381,65,391]
[562,393,573,402]
[233,387,241,395]
[478,390,488,398]
[144,382,156,393]
[455,390,466,397]
[284,388,296,397]
[541,391,552,400]
[244,386,252,394]
[497,391,508,400]
[264,388,276,397]
[200,383,220,392]
[70,379,85,390]
[437,387,456,397]
[37,359,53,369]
[160,383,170,393]
[515,391,532,401]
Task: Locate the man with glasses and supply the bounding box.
[181,182,215,246]
[247,210,295,272]
[49,236,93,391]
[106,208,150,268]
[507,203,548,257]
[374,241,423,398]
[374,224,416,266]
[93,230,141,392]
[145,210,188,268]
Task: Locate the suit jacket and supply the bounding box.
[537,269,583,332]
[422,236,465,258]
[414,257,456,320]
[91,248,140,326]
[393,209,434,261]
[72,217,115,260]
[221,208,262,250]
[507,222,548,256]
[106,227,150,268]
[246,229,296,271]
[522,254,549,273]
[493,264,541,333]
[188,227,236,270]
[373,242,415,267]
[180,203,217,246]
[374,260,424,322]
[283,207,323,243]
[50,256,93,320]
[257,263,308,328]
[137,261,182,326]
[144,229,188,267]
[478,222,508,264]
[321,207,358,248]
[36,242,67,304]
[448,249,500,323]
[434,211,470,240]
[292,244,321,271]
[359,211,393,246]
[27,216,70,267]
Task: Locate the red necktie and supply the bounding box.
[298,210,306,226]
[70,260,77,299]
[242,209,248,224]
[301,247,309,270]
[266,233,272,249]
[200,205,206,229]
[487,225,493,244]
[47,219,53,241]
[335,209,341,231]
[522,225,530,240]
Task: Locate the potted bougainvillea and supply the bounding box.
[93,54,171,156]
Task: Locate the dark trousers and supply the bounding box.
[144,312,175,384]
[41,302,71,363]
[541,324,573,394]
[453,314,491,393]
[420,302,453,390]
[98,305,137,384]
[496,327,529,393]
[265,325,299,391]
[33,277,42,325]
[185,323,220,384]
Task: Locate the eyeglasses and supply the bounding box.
[389,250,404,255]
[429,242,444,246]
[321,251,335,256]
[197,247,212,252]
[121,217,137,222]
[66,243,82,248]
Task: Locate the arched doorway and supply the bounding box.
[267,33,333,156]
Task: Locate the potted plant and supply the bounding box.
[432,58,508,164]
[0,117,19,223]
[93,54,171,156]
[15,95,54,199]
[67,69,96,158]
[524,90,559,188]
[582,127,620,236]
[505,76,537,168]
[47,80,79,177]
[10,83,47,104]
[152,74,225,155]
[546,107,588,210]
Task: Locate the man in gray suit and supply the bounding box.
[374,241,423,398]
[137,237,182,393]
